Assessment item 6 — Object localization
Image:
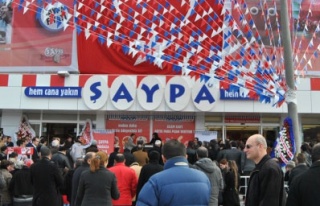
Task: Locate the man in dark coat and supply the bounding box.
[30,146,64,206]
[244,134,285,206]
[288,152,309,187]
[217,141,245,173]
[71,152,95,206]
[286,143,320,206]
[136,150,163,198]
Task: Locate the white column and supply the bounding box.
[195,112,205,131]
[95,112,106,130]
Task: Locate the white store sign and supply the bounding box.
[81,75,219,111]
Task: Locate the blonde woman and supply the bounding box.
[223,160,240,206]
[76,151,120,206]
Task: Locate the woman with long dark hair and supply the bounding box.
[223,160,240,206]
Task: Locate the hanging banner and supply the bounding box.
[271,117,296,167]
[106,115,150,151]
[152,115,195,146]
[0,0,77,72]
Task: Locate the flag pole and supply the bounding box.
[280,0,301,151]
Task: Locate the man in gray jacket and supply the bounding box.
[192,146,224,206]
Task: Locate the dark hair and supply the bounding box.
[84,152,95,163]
[196,146,208,158]
[40,146,51,157]
[230,141,238,148]
[301,143,312,154]
[312,143,320,163]
[1,160,14,169]
[148,150,160,161]
[153,132,159,139]
[90,151,108,172]
[296,153,306,164]
[115,153,125,163]
[0,145,7,152]
[32,137,39,142]
[9,152,18,158]
[162,139,186,159]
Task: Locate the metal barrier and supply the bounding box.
[239,176,250,195]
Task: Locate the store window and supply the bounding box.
[301,116,320,143]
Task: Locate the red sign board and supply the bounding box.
[152,115,195,146]
[93,131,115,155]
[106,115,150,151]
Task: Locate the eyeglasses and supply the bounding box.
[245,144,255,149]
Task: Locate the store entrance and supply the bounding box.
[42,123,77,143]
[226,125,259,142]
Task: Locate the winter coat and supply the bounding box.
[109,162,138,205]
[76,166,120,206]
[192,157,223,206]
[137,156,211,206]
[286,161,320,206]
[30,157,64,206]
[245,155,285,206]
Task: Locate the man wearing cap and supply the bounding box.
[30,146,64,206]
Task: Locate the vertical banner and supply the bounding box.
[271,117,296,167]
[152,115,195,146]
[93,130,115,155]
[106,115,150,151]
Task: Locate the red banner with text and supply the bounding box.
[153,115,195,146]
[106,115,150,151]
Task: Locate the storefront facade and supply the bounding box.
[0,73,319,145]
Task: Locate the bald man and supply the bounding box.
[244,134,285,206]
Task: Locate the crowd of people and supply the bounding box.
[0,132,318,206]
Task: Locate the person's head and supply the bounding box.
[114,153,125,163]
[74,158,84,168]
[1,135,7,142]
[90,151,108,172]
[9,152,18,160]
[40,138,47,146]
[187,140,195,148]
[154,140,162,147]
[162,139,186,162]
[40,146,52,159]
[0,145,7,153]
[196,146,208,159]
[84,152,96,165]
[301,143,312,154]
[148,150,160,162]
[32,137,40,146]
[244,134,267,164]
[219,158,228,170]
[230,141,238,148]
[152,132,159,139]
[295,153,306,164]
[285,160,296,171]
[1,160,14,171]
[130,133,136,138]
[311,143,320,163]
[7,136,12,142]
[51,139,60,148]
[17,138,27,147]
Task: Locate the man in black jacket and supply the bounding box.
[286,143,320,206]
[244,134,284,206]
[71,152,95,206]
[30,146,64,206]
